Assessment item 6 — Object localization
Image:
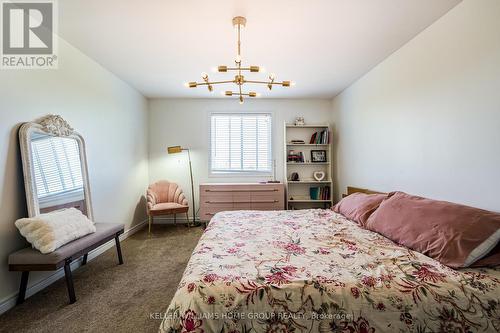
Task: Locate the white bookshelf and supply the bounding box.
[284,123,333,209]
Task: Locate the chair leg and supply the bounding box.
[82,254,88,265]
[64,259,76,304]
[115,233,124,265]
[148,215,152,235]
[17,271,29,305]
[186,212,190,227]
[174,214,176,224]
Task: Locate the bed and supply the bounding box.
[160,203,500,332]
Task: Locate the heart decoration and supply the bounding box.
[313,171,325,181]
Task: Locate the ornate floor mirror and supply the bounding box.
[19,115,93,219]
[9,115,124,305]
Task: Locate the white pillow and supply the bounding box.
[15,208,96,254]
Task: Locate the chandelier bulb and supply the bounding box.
[239,96,244,104]
[235,55,241,64]
[201,72,208,80]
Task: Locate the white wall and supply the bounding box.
[331,0,500,211]
[0,38,149,306]
[148,98,332,218]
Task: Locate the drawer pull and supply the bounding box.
[205,200,279,204]
[205,189,278,193]
[205,201,235,204]
[205,201,252,204]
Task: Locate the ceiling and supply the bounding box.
[58,0,461,99]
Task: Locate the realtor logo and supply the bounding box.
[1,0,58,69]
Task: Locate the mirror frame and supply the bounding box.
[18,115,94,220]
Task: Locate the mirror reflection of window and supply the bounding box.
[30,135,85,213]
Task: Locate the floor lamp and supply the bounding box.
[167,146,198,227]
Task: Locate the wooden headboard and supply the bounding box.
[343,186,386,198]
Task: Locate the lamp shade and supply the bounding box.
[167,146,183,154]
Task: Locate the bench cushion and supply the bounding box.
[9,223,123,269]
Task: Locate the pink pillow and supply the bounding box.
[366,192,500,268]
[332,192,387,226]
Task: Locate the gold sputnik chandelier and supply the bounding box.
[186,16,293,104]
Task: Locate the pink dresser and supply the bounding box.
[199,183,285,222]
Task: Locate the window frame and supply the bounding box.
[208,112,274,177]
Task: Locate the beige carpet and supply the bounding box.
[0,224,203,333]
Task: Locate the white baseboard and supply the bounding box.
[0,219,147,316]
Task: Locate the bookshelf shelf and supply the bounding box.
[288,180,332,184]
[284,122,333,210]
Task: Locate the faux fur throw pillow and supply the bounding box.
[15,208,96,254]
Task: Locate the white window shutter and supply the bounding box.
[31,137,84,198]
[210,113,272,174]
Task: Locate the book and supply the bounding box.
[311,186,331,200]
[310,130,330,145]
[309,132,317,144]
[309,187,320,200]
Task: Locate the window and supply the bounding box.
[31,136,84,198]
[210,113,272,175]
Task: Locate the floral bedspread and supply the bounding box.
[159,209,500,333]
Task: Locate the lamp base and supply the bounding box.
[187,220,204,228]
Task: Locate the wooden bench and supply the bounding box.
[8,223,124,305]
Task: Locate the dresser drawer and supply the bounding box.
[201,185,238,193]
[233,202,252,210]
[200,188,233,199]
[201,193,234,204]
[199,183,285,221]
[233,192,251,203]
[251,192,281,201]
[251,202,281,210]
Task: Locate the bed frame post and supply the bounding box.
[17,271,29,305]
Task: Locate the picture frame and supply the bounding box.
[311,150,326,163]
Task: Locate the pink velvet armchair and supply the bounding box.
[146,180,189,233]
